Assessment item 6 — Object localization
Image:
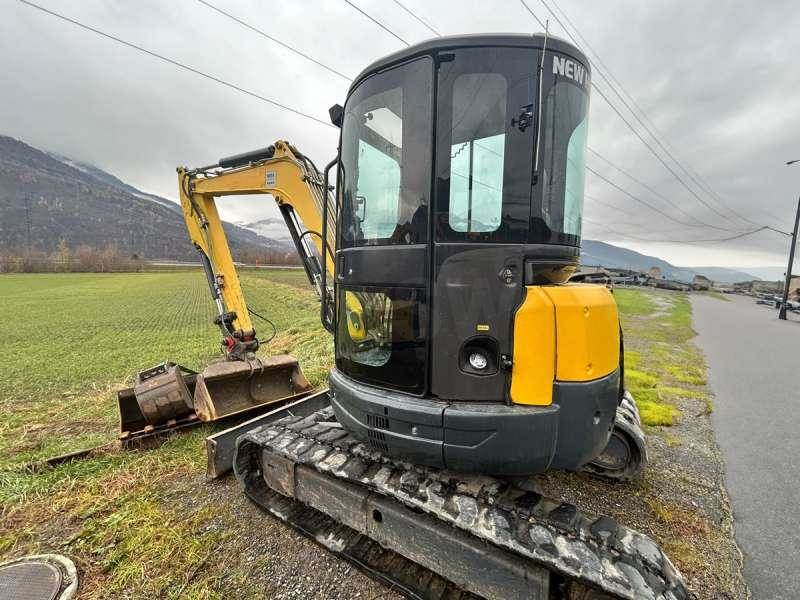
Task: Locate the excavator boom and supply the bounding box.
[118,141,334,443]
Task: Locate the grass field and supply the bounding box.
[615,288,709,426]
[0,274,741,598]
[0,269,338,599]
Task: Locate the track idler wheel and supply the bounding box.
[584,391,647,481]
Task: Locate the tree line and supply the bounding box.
[0,240,301,273]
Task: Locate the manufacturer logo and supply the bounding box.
[552,56,589,87]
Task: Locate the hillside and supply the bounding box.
[0,134,768,280]
[235,217,293,244]
[0,135,287,261]
[581,240,759,283]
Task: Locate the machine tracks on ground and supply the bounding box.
[234,406,687,600]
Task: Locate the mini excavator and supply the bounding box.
[119,34,686,599]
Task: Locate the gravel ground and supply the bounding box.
[171,475,403,599]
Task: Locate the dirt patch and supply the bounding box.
[6,419,108,454]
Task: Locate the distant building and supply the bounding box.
[733,280,782,295]
[790,276,800,301]
[649,278,690,291]
[691,274,712,291]
[647,266,663,279]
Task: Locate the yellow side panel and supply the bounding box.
[543,284,620,381]
[510,287,556,405]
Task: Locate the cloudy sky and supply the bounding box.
[3,0,800,268]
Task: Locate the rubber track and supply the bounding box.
[243,485,479,599]
[235,408,688,600]
[584,393,648,481]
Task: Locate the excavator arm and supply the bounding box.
[118,141,333,441]
[178,140,336,359]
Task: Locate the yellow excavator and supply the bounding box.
[119,33,685,599]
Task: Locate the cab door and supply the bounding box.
[335,57,434,395]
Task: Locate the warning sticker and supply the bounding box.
[266,171,277,187]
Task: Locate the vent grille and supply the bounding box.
[367,429,389,453]
[366,414,389,430]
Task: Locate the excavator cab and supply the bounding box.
[325,34,639,476]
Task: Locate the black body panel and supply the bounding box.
[549,373,620,469]
[337,245,427,288]
[430,244,523,401]
[350,33,590,94]
[330,367,619,476]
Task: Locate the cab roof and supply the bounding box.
[350,33,591,93]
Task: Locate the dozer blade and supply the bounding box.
[193,356,312,422]
[118,356,312,446]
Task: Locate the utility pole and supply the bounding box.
[779,197,800,320]
[781,159,800,320]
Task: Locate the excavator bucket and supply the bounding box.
[118,356,312,445]
[193,356,312,421]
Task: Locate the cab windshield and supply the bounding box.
[538,78,589,242]
[434,47,590,245]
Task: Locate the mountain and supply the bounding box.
[0,134,773,279]
[733,266,786,281]
[581,240,760,284]
[0,135,288,260]
[688,266,771,283]
[236,217,293,244]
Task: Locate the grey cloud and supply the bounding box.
[2,0,799,267]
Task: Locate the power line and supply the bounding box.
[537,0,747,228]
[583,216,777,245]
[587,147,736,232]
[196,0,353,82]
[391,0,440,36]
[19,0,336,129]
[587,165,719,230]
[587,164,791,240]
[545,0,762,229]
[22,0,787,250]
[518,0,753,229]
[342,0,766,242]
[584,192,645,217]
[343,0,409,46]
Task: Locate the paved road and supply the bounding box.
[691,295,800,600]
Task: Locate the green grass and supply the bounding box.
[616,288,708,427]
[0,269,331,598]
[0,269,329,471]
[0,273,710,596]
[614,288,657,315]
